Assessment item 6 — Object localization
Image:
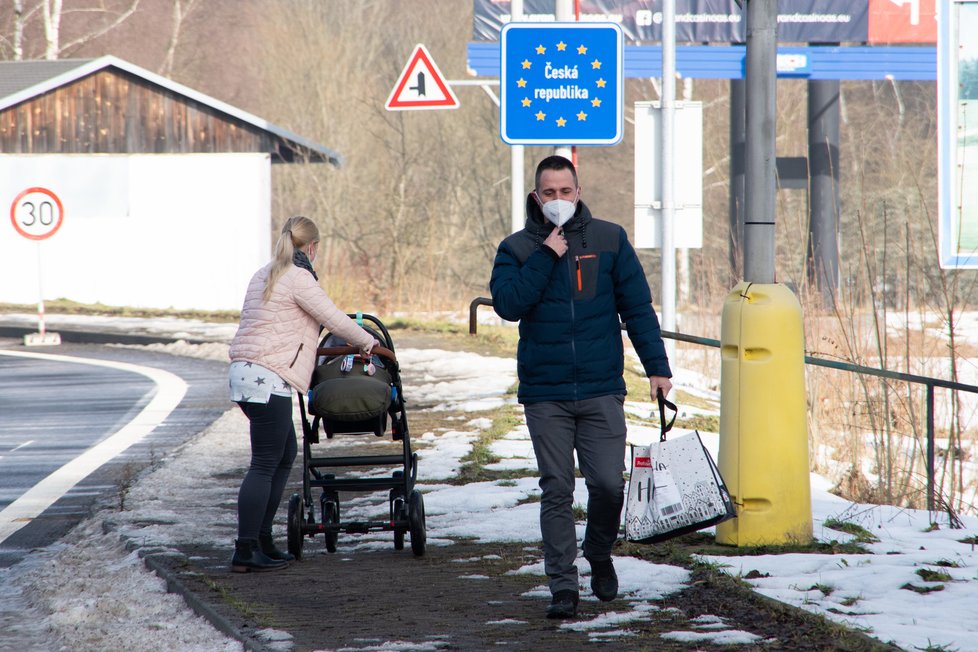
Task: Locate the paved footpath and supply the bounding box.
[109,331,896,652]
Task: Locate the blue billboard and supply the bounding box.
[475,0,871,45]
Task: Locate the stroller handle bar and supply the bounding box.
[318,345,397,364]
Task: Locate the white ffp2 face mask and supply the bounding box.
[541,198,577,228]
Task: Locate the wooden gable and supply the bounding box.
[0,57,340,164]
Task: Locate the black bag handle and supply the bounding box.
[657,389,677,442]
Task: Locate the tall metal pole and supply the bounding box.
[743,0,777,283]
[807,78,841,305]
[554,0,573,161]
[729,78,746,281]
[510,0,525,233]
[661,0,676,341]
[717,0,812,548]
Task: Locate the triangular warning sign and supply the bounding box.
[385,44,459,111]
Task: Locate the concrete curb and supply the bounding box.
[140,551,271,652]
[100,514,270,652]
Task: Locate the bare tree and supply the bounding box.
[41,0,61,58]
[157,0,199,76]
[11,0,25,58]
[2,0,141,60]
[253,0,506,311]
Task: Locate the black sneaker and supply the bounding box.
[546,589,579,619]
[589,558,618,602]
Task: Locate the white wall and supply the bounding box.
[0,153,271,311]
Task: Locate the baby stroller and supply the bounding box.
[287,313,426,559]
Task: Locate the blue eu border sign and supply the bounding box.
[500,23,623,146]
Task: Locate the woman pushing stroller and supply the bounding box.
[227,215,377,572]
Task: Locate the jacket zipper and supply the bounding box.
[574,254,597,291]
[288,343,304,368]
[568,255,578,400]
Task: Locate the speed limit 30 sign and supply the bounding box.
[10,187,64,240]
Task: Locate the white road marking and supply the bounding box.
[0,441,37,463]
[0,349,187,544]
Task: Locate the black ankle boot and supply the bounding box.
[546,590,579,619]
[231,538,288,573]
[259,532,295,562]
[587,557,619,602]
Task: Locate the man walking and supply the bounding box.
[490,155,672,619]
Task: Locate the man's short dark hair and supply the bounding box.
[535,155,578,190]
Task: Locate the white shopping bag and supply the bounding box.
[624,395,736,544]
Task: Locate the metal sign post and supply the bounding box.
[10,186,63,346]
[511,0,526,234]
[661,0,677,356]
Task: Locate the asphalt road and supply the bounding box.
[0,339,228,567]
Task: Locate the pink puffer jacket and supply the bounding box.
[229,263,375,393]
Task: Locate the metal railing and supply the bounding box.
[469,296,978,512]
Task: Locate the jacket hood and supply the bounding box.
[524,192,592,236]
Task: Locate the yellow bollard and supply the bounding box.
[715,282,813,546]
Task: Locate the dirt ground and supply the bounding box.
[151,327,902,652]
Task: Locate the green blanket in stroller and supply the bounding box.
[309,352,393,424]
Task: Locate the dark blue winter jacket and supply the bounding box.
[490,195,671,404]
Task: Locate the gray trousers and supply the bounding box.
[523,394,627,594]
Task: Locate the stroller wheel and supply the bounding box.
[391,492,406,550]
[322,497,339,553]
[287,493,305,561]
[408,490,426,557]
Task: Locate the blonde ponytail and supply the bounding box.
[263,215,320,303]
